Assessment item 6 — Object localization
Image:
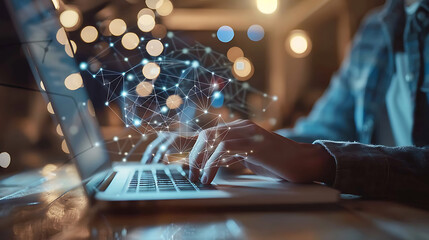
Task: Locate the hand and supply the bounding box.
[188,119,335,184]
[141,132,196,164]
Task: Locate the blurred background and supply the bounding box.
[0,0,385,175]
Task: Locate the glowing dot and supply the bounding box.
[47,102,54,114]
[273,96,278,101]
[64,73,83,90]
[256,0,278,14]
[142,58,149,65]
[79,62,88,70]
[64,40,77,57]
[191,60,199,68]
[161,106,168,113]
[287,30,311,57]
[160,145,167,151]
[166,95,183,109]
[146,39,164,56]
[142,62,161,79]
[59,9,80,29]
[121,32,140,50]
[156,0,173,16]
[217,26,234,43]
[126,74,135,81]
[167,32,174,38]
[133,119,142,126]
[182,49,189,54]
[138,8,155,19]
[121,91,127,97]
[56,124,63,136]
[109,19,127,36]
[56,28,68,45]
[138,15,155,32]
[227,46,244,62]
[146,0,164,9]
[80,26,98,43]
[61,140,70,154]
[113,136,119,141]
[232,57,254,81]
[136,81,154,97]
[109,43,114,47]
[105,101,109,106]
[247,24,264,41]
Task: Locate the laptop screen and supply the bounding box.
[6,0,111,184]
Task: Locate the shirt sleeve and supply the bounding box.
[314,140,429,199]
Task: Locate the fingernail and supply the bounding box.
[201,174,208,184]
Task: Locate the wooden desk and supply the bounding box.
[1,165,429,240]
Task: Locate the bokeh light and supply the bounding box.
[217,26,234,43]
[80,26,98,43]
[64,40,77,57]
[64,73,83,90]
[138,15,156,32]
[146,39,164,56]
[286,30,312,58]
[166,95,183,109]
[138,8,155,19]
[59,9,80,29]
[232,57,254,81]
[136,81,154,97]
[142,62,161,79]
[56,124,64,136]
[0,152,11,169]
[109,19,127,36]
[146,0,164,9]
[227,46,244,62]
[47,102,55,114]
[156,0,173,16]
[121,32,140,50]
[256,0,278,14]
[61,139,70,154]
[56,28,67,45]
[247,24,264,41]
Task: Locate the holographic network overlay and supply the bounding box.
[79,31,277,165]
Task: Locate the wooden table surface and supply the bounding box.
[1,164,429,240]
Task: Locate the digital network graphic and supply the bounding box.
[56,2,278,164]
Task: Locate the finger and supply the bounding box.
[141,134,168,163]
[188,130,211,181]
[200,142,225,184]
[153,136,176,163]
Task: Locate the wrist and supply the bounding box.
[301,143,336,184]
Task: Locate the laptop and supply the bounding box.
[6,0,339,207]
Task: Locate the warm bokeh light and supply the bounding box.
[64,73,83,90]
[142,62,161,79]
[121,32,140,50]
[156,0,173,16]
[51,0,60,10]
[146,39,164,56]
[138,8,155,19]
[59,9,80,28]
[286,30,312,58]
[256,0,278,14]
[136,81,154,97]
[166,94,183,109]
[61,139,70,154]
[47,102,54,114]
[146,0,164,9]
[232,57,254,81]
[64,40,77,57]
[56,28,67,45]
[109,19,127,36]
[56,124,64,136]
[40,81,46,91]
[138,15,156,32]
[80,26,98,43]
[227,46,244,62]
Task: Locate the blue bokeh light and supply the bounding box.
[217,26,234,43]
[211,91,224,108]
[79,62,88,70]
[247,25,264,42]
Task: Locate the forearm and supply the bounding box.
[314,140,429,199]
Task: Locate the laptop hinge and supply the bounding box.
[97,171,117,192]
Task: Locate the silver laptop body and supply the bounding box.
[7,0,339,207]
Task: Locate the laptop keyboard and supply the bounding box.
[127,168,216,193]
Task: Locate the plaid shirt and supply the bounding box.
[277,0,429,199]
